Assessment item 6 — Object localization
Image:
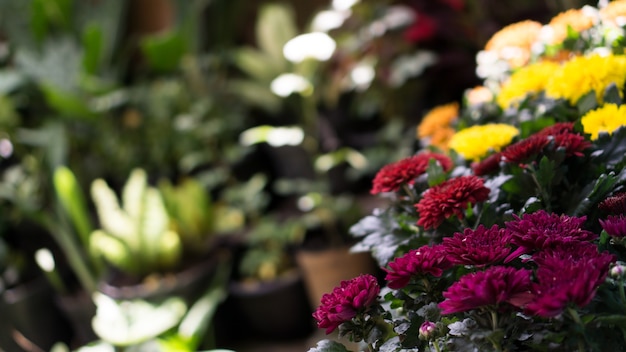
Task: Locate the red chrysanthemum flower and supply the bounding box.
[551,132,591,157]
[312,274,380,334]
[536,122,575,136]
[385,244,453,289]
[600,215,626,237]
[439,266,534,314]
[442,224,512,267]
[371,152,453,194]
[501,134,549,165]
[440,0,464,11]
[500,122,590,166]
[504,210,597,262]
[416,175,490,230]
[599,192,626,215]
[472,151,503,176]
[526,242,615,317]
[404,12,437,43]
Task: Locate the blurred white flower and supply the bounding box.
[283,32,337,63]
[270,73,312,97]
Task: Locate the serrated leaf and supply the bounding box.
[577,90,598,115]
[592,125,626,167]
[603,83,622,105]
[572,172,617,216]
[307,339,351,352]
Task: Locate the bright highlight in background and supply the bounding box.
[270,73,312,97]
[283,32,337,63]
[312,10,349,32]
[332,0,360,11]
[240,125,305,147]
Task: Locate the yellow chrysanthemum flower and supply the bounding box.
[497,61,561,109]
[547,8,596,44]
[484,20,543,68]
[417,102,459,151]
[448,124,519,161]
[581,103,626,140]
[545,54,626,105]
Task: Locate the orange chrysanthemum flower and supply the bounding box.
[417,102,459,151]
[547,8,595,44]
[484,20,543,68]
[600,0,626,27]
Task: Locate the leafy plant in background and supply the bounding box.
[309,1,626,351]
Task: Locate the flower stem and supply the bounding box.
[567,307,586,352]
[432,340,442,352]
[488,309,503,352]
[619,279,626,307]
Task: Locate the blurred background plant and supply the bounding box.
[0,0,603,350]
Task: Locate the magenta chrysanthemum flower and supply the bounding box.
[536,122,575,136]
[442,224,512,267]
[504,210,597,262]
[526,242,615,317]
[385,244,453,289]
[439,266,534,315]
[371,152,453,194]
[599,192,626,215]
[600,215,626,237]
[415,175,490,230]
[312,274,380,334]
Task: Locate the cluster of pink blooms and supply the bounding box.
[312,274,380,334]
[313,210,616,332]
[313,152,623,337]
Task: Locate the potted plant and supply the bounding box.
[309,2,626,351]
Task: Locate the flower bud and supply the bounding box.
[611,262,626,279]
[419,321,437,340]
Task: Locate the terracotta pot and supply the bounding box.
[296,246,377,308]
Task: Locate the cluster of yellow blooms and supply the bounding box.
[417,0,626,161]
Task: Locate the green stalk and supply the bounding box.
[567,307,586,352]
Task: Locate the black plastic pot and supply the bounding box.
[0,276,73,351]
[216,269,314,343]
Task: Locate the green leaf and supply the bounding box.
[231,47,283,82]
[307,339,351,352]
[82,23,104,74]
[577,90,598,115]
[603,83,622,105]
[426,158,446,187]
[592,125,626,167]
[140,30,187,72]
[572,172,617,216]
[41,84,96,118]
[255,3,297,67]
[53,166,93,246]
[227,79,282,113]
[91,293,187,346]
